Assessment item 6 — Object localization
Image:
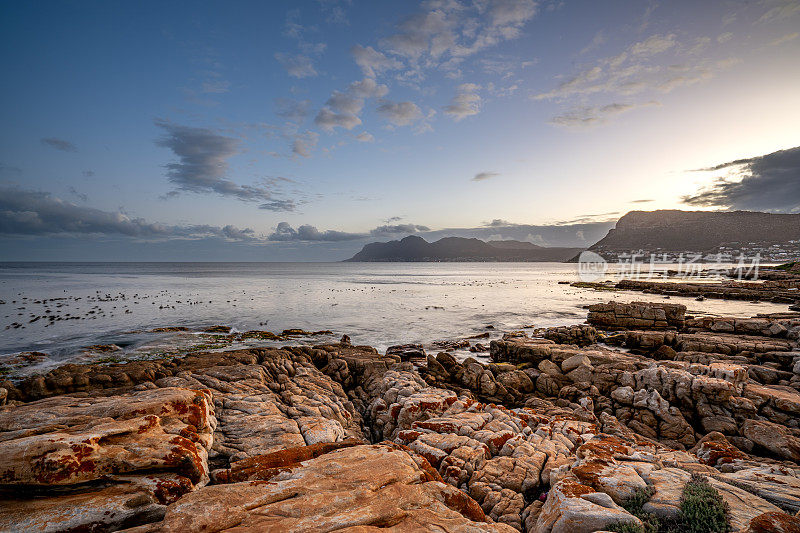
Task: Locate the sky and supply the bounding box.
[0,0,798,261]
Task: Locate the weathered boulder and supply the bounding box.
[0,473,193,533]
[690,431,747,467]
[210,438,364,483]
[587,301,686,330]
[387,343,427,363]
[686,316,798,338]
[535,477,642,533]
[0,387,215,486]
[543,325,598,347]
[640,468,784,531]
[125,443,517,532]
[151,351,364,461]
[741,419,800,462]
[746,511,800,533]
[720,466,800,514]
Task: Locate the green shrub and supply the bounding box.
[607,522,645,533]
[599,474,729,533]
[622,487,654,516]
[604,487,659,533]
[680,473,729,533]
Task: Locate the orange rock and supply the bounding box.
[0,387,215,486]
[211,438,364,483]
[748,511,800,533]
[131,444,516,532]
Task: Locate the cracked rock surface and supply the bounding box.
[1,301,799,532]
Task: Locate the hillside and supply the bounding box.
[345,236,583,262]
[589,210,800,252]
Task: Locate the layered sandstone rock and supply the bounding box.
[587,301,686,330]
[124,443,516,533]
[0,387,216,532]
[613,279,800,304]
[0,387,215,486]
[148,351,364,462]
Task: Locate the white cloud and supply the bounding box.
[717,32,734,43]
[533,33,698,101]
[314,78,388,135]
[348,78,389,98]
[275,98,312,121]
[274,53,318,78]
[549,101,660,128]
[630,33,677,56]
[269,221,364,241]
[314,108,362,132]
[356,132,375,142]
[326,91,365,114]
[201,79,231,94]
[361,0,539,80]
[377,99,424,126]
[0,187,276,237]
[769,31,799,45]
[292,130,320,157]
[444,83,482,121]
[759,0,800,23]
[532,30,739,128]
[580,30,606,55]
[351,44,402,77]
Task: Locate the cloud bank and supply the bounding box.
[0,187,259,241]
[683,146,800,212]
[268,222,364,242]
[155,120,296,211]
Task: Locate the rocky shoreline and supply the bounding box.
[1,300,800,532]
[571,262,800,308]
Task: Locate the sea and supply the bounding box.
[0,262,787,376]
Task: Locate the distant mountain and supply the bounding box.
[345,236,583,262]
[589,210,800,252]
[485,240,543,250]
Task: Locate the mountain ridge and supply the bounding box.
[589,210,800,252]
[345,235,583,262]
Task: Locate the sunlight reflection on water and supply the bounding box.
[0,262,787,368]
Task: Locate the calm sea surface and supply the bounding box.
[0,262,787,373]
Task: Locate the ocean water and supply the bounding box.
[0,262,788,374]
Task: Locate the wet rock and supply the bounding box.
[433,339,471,351]
[614,279,800,304]
[387,343,427,364]
[84,344,122,353]
[204,325,231,333]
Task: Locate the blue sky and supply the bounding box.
[1,0,799,260]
